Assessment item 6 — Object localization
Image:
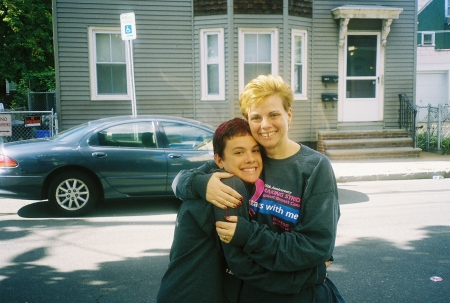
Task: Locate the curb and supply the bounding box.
[335,170,450,183]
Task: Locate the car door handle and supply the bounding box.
[92,152,107,158]
[168,153,182,159]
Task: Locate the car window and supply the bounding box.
[159,121,213,150]
[97,122,157,148]
[50,122,90,141]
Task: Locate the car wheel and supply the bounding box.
[48,171,98,217]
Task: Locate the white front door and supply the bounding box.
[341,33,382,122]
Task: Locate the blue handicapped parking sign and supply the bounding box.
[125,25,133,34]
[120,12,136,40]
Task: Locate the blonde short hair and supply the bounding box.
[239,75,294,119]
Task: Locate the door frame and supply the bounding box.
[338,31,385,123]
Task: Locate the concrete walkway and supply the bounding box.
[331,151,450,182]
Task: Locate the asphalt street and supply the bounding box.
[0,178,449,303]
[331,179,450,303]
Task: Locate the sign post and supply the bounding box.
[120,12,137,117]
[0,114,12,142]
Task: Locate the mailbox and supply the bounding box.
[322,75,338,83]
[321,93,338,102]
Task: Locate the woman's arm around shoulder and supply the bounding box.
[172,162,242,208]
[171,160,216,200]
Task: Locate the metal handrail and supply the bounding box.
[398,93,417,148]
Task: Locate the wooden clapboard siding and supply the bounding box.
[383,0,416,128]
[231,14,287,120]
[54,0,195,129]
[310,0,340,140]
[310,0,415,135]
[53,0,416,144]
[289,17,313,142]
[193,16,230,126]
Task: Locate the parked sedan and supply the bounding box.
[0,115,215,216]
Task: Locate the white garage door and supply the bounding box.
[416,71,448,107]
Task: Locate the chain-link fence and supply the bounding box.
[0,91,58,143]
[0,110,58,142]
[416,104,450,154]
[28,91,56,111]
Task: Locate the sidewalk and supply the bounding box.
[331,151,450,182]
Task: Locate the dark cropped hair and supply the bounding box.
[213,118,252,158]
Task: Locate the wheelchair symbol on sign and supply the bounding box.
[125,25,133,34]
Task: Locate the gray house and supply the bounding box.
[53,0,419,158]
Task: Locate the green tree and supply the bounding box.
[0,0,54,107]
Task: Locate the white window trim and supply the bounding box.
[88,27,131,101]
[200,28,225,101]
[238,28,279,92]
[291,29,308,100]
[446,0,450,17]
[421,32,435,46]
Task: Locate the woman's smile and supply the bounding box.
[260,131,277,138]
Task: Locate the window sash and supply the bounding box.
[291,30,307,99]
[239,28,278,92]
[244,34,271,62]
[422,32,435,45]
[89,27,131,100]
[200,28,225,100]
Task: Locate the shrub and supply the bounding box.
[417,133,450,154]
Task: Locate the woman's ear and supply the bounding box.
[214,154,224,169]
[287,108,293,124]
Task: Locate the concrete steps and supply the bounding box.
[317,129,422,160]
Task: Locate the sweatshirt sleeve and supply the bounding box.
[231,160,340,272]
[171,160,217,200]
[215,177,324,294]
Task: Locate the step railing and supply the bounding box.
[398,93,417,148]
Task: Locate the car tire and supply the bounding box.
[48,170,98,217]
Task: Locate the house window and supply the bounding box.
[447,0,450,17]
[422,32,435,46]
[89,27,131,100]
[291,29,307,99]
[239,28,278,91]
[200,28,225,100]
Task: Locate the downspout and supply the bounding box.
[228,0,234,119]
[413,0,418,147]
[310,3,315,141]
[413,0,418,112]
[191,1,196,119]
[283,0,288,79]
[52,0,61,128]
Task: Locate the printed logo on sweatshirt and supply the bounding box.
[249,199,300,224]
[249,182,302,231]
[263,184,301,208]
